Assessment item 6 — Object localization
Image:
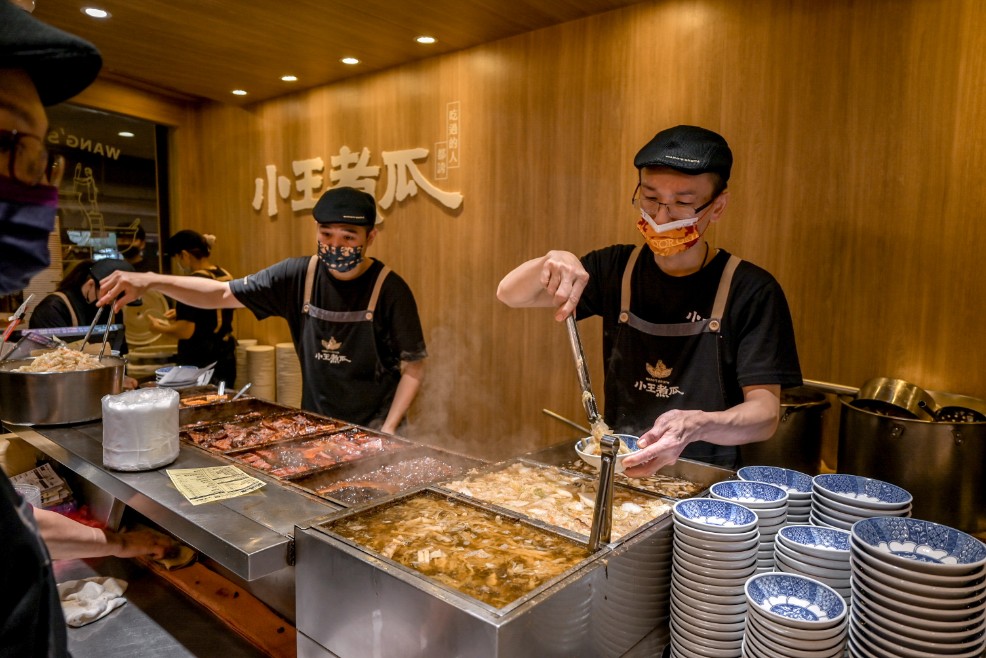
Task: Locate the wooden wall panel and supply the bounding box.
[136,0,984,460]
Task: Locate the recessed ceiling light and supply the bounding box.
[232,89,248,96]
[341,57,360,65]
[118,131,134,138]
[281,75,298,82]
[416,36,436,44]
[82,7,110,18]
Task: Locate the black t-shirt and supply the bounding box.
[578,245,802,409]
[0,472,68,657]
[175,267,236,367]
[230,257,427,415]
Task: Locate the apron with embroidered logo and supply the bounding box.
[298,256,396,425]
[603,245,742,466]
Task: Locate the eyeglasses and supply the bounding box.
[0,130,65,187]
[631,184,716,222]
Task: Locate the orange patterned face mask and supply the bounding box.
[636,209,701,256]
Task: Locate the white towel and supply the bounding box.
[57,576,128,627]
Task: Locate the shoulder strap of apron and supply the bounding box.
[707,255,741,332]
[302,256,392,320]
[618,245,645,323]
[51,291,79,327]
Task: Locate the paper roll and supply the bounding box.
[246,344,276,401]
[234,338,258,389]
[275,342,302,407]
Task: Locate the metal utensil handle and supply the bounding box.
[79,306,106,349]
[588,434,618,551]
[802,378,860,397]
[231,382,252,400]
[565,315,601,424]
[97,318,113,360]
[542,408,590,434]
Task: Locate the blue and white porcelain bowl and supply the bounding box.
[574,433,639,474]
[778,525,851,560]
[673,498,759,534]
[745,572,848,630]
[812,473,912,511]
[737,465,813,498]
[709,480,789,510]
[851,516,986,576]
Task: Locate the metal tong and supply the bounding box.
[79,306,106,349]
[564,314,615,550]
[1,294,35,359]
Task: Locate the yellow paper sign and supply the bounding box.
[166,465,265,505]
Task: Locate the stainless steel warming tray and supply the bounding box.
[179,409,351,454]
[296,485,673,658]
[520,438,735,498]
[289,444,485,506]
[178,395,293,426]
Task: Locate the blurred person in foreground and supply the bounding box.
[0,2,174,655]
[497,125,802,475]
[99,187,427,435]
[148,229,237,385]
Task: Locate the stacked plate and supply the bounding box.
[774,525,851,602]
[669,498,759,658]
[848,516,986,658]
[711,480,788,572]
[743,572,849,658]
[737,465,812,524]
[811,474,912,530]
[154,365,201,387]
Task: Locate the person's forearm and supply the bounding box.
[33,508,115,560]
[142,273,242,309]
[696,386,781,446]
[496,256,555,308]
[380,360,424,434]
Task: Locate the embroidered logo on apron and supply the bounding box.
[316,336,351,364]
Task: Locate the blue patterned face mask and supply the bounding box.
[317,241,364,273]
[0,176,59,294]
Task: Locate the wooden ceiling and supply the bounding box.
[31,0,645,106]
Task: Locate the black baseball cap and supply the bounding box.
[312,187,377,227]
[634,125,733,184]
[0,1,103,106]
[91,258,135,281]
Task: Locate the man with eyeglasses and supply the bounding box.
[1,3,175,656]
[497,125,802,475]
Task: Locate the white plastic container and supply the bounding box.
[102,388,179,471]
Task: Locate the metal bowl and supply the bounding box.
[0,355,126,425]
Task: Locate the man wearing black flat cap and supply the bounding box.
[99,186,428,434]
[498,125,801,474]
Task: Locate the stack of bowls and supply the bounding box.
[737,465,812,524]
[774,525,851,602]
[743,572,849,658]
[669,498,759,658]
[711,480,788,572]
[154,365,200,387]
[810,473,912,530]
[848,516,986,658]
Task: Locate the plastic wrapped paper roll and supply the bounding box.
[234,338,258,389]
[246,344,276,401]
[275,342,302,407]
[102,388,179,471]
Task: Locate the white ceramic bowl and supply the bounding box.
[850,606,986,658]
[850,543,986,587]
[674,536,760,562]
[778,525,850,555]
[813,489,911,518]
[710,480,790,509]
[745,612,847,657]
[745,572,847,630]
[775,541,849,572]
[852,516,986,576]
[773,552,851,586]
[809,507,852,531]
[737,465,813,495]
[670,606,747,642]
[851,554,986,600]
[812,473,913,511]
[674,519,761,544]
[850,576,986,622]
[673,498,759,534]
[669,580,748,615]
[852,594,986,645]
[574,433,639,474]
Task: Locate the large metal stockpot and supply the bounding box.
[0,356,126,425]
[837,395,986,533]
[739,386,830,474]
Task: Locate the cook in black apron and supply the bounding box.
[298,255,398,426]
[603,245,742,467]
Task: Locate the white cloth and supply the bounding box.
[57,576,128,627]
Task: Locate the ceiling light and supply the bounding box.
[341,57,360,65]
[416,36,436,44]
[232,89,248,96]
[82,7,110,18]
[118,131,134,138]
[281,75,298,82]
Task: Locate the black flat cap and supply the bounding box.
[0,1,103,106]
[313,187,377,227]
[634,125,733,183]
[91,258,134,280]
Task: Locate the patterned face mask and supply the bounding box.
[0,176,59,294]
[317,241,364,273]
[636,208,702,257]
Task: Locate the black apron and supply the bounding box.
[299,256,396,425]
[603,245,742,467]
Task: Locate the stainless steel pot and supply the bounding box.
[0,356,126,425]
[851,377,938,421]
[837,395,986,533]
[739,386,830,475]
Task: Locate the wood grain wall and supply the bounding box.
[81,0,986,461]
